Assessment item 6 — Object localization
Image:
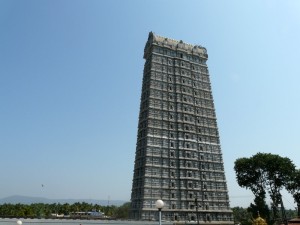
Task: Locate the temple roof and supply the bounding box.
[252,216,267,225]
[289,217,300,224]
[145,32,207,57]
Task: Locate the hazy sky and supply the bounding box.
[1,0,300,209]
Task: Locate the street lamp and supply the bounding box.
[155,199,164,225]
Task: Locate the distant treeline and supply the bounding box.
[0,202,130,219]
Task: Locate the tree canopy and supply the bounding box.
[234,152,296,221]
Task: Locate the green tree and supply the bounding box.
[103,205,117,217]
[23,204,34,218]
[286,169,300,217]
[70,202,81,213]
[14,204,26,218]
[115,202,130,219]
[234,155,268,219]
[247,202,270,224]
[232,207,253,225]
[257,153,295,220]
[61,203,70,215]
[234,152,296,222]
[0,203,14,217]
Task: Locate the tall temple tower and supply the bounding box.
[130,32,233,224]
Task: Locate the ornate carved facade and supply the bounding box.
[130,32,233,224]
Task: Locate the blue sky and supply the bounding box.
[1,0,300,208]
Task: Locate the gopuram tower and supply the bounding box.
[130,32,233,224]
